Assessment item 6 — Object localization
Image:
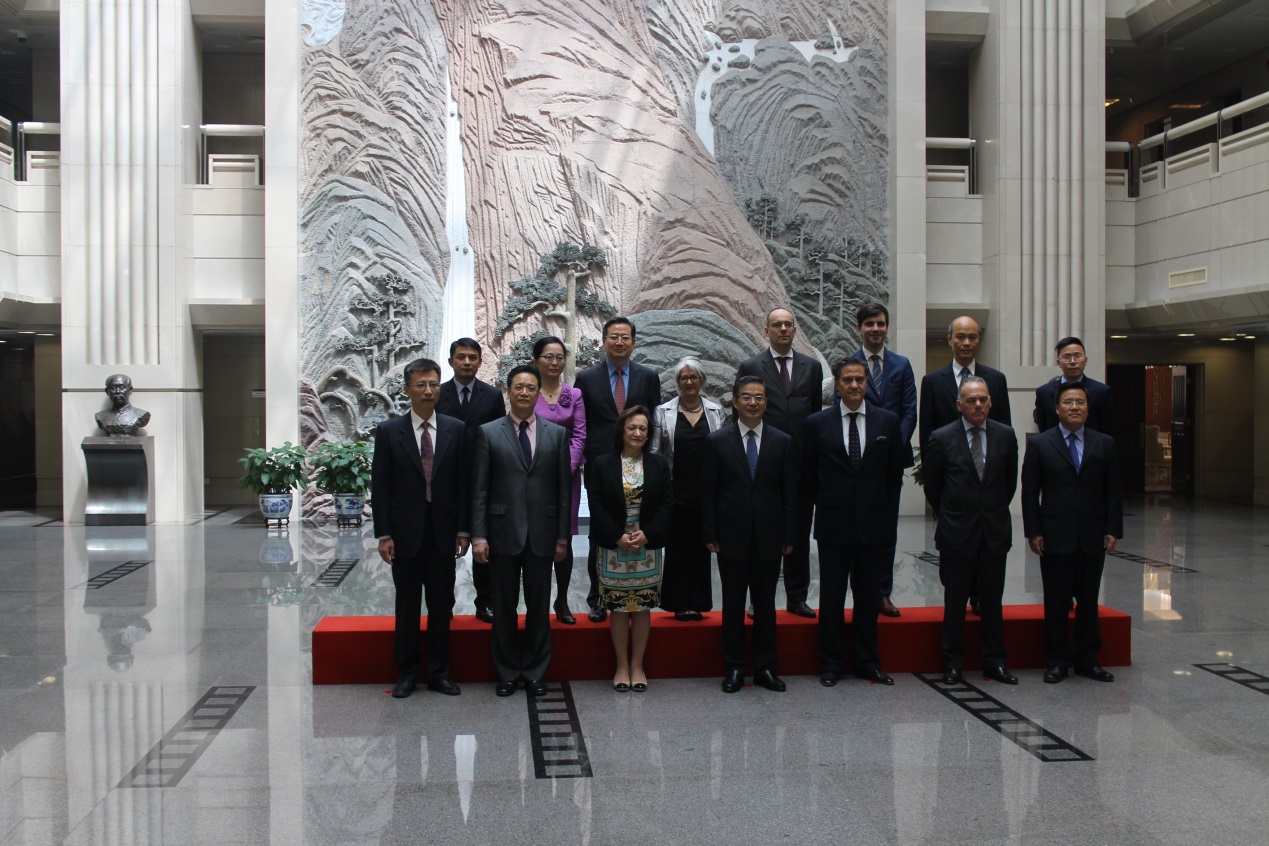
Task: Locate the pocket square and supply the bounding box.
[876,436,888,442]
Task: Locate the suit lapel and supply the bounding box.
[760,355,788,398]
[395,416,426,480]
[1048,427,1077,470]
[498,417,531,471]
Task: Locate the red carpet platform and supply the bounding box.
[312,605,1131,684]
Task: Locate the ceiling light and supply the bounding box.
[36,332,54,337]
[1216,651,1233,658]
[1245,336,1256,340]
[1110,334,1127,339]
[1177,333,1195,337]
[17,330,34,334]
[1170,103,1206,109]
[1104,98,1120,107]
[1219,337,1236,341]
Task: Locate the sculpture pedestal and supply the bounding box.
[82,437,155,526]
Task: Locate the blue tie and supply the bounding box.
[848,412,861,469]
[519,420,532,466]
[746,429,758,478]
[1067,431,1080,472]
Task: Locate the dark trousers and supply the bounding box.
[391,518,456,682]
[1040,551,1106,668]
[939,540,1007,670]
[879,480,902,596]
[779,482,815,605]
[816,540,883,672]
[490,550,553,682]
[660,503,714,612]
[719,552,780,673]
[473,550,493,612]
[586,543,600,609]
[553,549,573,608]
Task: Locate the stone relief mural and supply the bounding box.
[299,0,888,448]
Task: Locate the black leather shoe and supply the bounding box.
[554,602,576,625]
[983,665,1019,685]
[1075,665,1115,683]
[753,670,786,692]
[525,679,548,696]
[968,597,981,617]
[721,669,744,693]
[475,607,495,624]
[495,680,517,697]
[788,601,817,618]
[426,679,461,696]
[1043,666,1068,684]
[942,667,963,685]
[855,668,895,686]
[879,596,900,618]
[819,671,842,687]
[588,607,607,623]
[391,677,417,699]
[674,610,704,621]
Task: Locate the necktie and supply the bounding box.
[970,425,984,481]
[777,356,792,392]
[869,354,882,396]
[848,412,861,469]
[958,366,969,387]
[613,367,626,413]
[1068,431,1080,472]
[461,386,470,408]
[419,421,434,502]
[745,429,758,479]
[519,419,532,466]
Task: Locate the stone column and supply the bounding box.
[59,0,204,523]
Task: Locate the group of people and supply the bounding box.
[370,304,1123,700]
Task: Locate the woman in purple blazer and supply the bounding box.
[533,335,587,623]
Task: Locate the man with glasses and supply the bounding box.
[372,359,470,699]
[1022,382,1123,684]
[1033,336,1115,435]
[736,307,824,618]
[574,317,661,622]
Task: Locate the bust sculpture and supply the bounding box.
[95,374,152,437]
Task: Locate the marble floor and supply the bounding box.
[1,495,1267,845]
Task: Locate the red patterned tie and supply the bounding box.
[614,367,626,413]
[778,356,792,392]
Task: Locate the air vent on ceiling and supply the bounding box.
[1168,267,1207,288]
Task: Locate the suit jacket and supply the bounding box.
[801,401,905,546]
[471,416,572,558]
[437,378,506,431]
[736,350,823,454]
[919,361,1012,451]
[849,347,917,468]
[1033,376,1115,435]
[584,452,673,549]
[1021,426,1124,555]
[922,418,1018,556]
[701,423,797,559]
[650,396,726,470]
[574,360,662,461]
[371,412,469,559]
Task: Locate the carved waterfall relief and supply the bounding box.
[299,0,889,446]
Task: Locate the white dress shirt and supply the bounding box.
[840,402,867,457]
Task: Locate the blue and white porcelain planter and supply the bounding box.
[332,493,366,522]
[258,493,294,523]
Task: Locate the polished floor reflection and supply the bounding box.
[1,496,1267,845]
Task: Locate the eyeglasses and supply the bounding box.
[736,393,767,403]
[509,384,539,394]
[1058,354,1086,363]
[605,334,632,342]
[768,321,795,330]
[1059,398,1088,407]
[408,381,440,391]
[677,374,701,382]
[960,397,989,405]
[537,354,565,363]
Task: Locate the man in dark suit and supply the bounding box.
[848,302,916,618]
[919,315,1012,617]
[922,376,1019,686]
[1022,381,1124,684]
[573,317,661,622]
[471,364,572,697]
[1033,336,1115,435]
[736,307,824,618]
[372,358,470,699]
[804,358,905,687]
[702,375,797,694]
[436,337,506,623]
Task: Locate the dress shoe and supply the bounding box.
[632,680,648,693]
[879,596,900,617]
[855,668,895,686]
[426,679,461,696]
[819,671,842,687]
[942,667,963,685]
[588,607,607,623]
[721,669,744,693]
[982,665,1019,685]
[554,602,576,625]
[391,677,417,699]
[753,669,786,692]
[1043,666,1068,684]
[495,680,517,697]
[1075,665,1115,683]
[612,679,630,692]
[674,610,703,621]
[968,597,982,617]
[788,601,817,618]
[475,607,495,624]
[525,679,548,697]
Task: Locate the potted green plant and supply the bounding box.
[308,439,374,526]
[238,442,309,526]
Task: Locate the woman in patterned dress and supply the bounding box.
[532,336,587,623]
[585,406,672,691]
